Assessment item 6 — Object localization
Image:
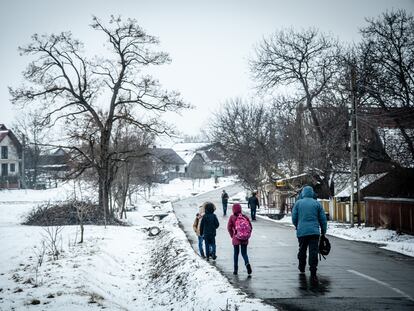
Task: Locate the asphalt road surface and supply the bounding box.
[173,184,414,311]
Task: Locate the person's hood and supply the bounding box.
[232,203,242,215]
[205,202,215,214]
[301,186,315,198]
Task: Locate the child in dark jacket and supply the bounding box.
[200,202,219,261]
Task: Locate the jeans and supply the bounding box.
[297,234,320,275]
[204,236,216,258]
[250,207,257,220]
[233,244,249,271]
[222,202,228,216]
[198,236,205,257]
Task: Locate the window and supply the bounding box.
[10,163,15,173]
[175,165,179,172]
[1,164,7,176]
[1,146,8,159]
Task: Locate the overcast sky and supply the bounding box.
[1,0,413,137]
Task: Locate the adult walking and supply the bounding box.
[227,203,252,276]
[247,192,260,221]
[292,185,327,284]
[221,190,229,216]
[200,202,219,261]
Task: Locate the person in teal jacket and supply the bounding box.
[292,185,327,284]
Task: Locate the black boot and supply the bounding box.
[246,263,252,275]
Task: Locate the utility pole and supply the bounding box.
[349,94,355,228]
[355,92,361,226]
[21,134,27,189]
[349,62,361,227]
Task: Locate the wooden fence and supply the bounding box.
[331,199,366,223]
[285,196,413,234]
[365,197,414,235]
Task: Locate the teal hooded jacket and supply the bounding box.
[292,186,327,237]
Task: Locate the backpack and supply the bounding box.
[319,235,331,260]
[235,214,252,240]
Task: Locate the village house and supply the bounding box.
[149,147,186,183]
[173,142,234,179]
[0,124,22,189]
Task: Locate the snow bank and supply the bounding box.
[0,176,275,310]
[327,223,414,257]
[146,213,275,311]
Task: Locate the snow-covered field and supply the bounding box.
[0,177,275,311]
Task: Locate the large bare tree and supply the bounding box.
[10,16,189,218]
[250,28,343,197]
[359,9,414,166]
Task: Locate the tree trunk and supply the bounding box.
[296,104,305,173]
[80,223,84,243]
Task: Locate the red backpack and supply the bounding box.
[235,214,251,240]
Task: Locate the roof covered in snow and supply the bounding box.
[335,173,387,198]
[149,148,186,165]
[172,142,211,152]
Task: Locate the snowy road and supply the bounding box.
[174,184,414,311]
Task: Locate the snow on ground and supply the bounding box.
[327,222,414,257]
[231,189,414,258]
[258,214,414,257]
[0,176,275,310]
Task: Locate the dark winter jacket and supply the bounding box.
[227,203,252,246]
[248,195,260,209]
[200,203,219,238]
[221,191,229,203]
[292,186,327,238]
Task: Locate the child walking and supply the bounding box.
[227,203,252,275]
[200,202,219,261]
[192,205,205,257]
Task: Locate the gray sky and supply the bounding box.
[1,0,413,136]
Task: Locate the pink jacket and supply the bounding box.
[227,203,252,246]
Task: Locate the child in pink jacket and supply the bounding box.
[227,203,252,275]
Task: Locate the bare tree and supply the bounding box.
[208,98,283,189]
[10,16,189,219]
[359,9,414,166]
[250,28,343,197]
[111,126,153,218]
[12,110,50,188]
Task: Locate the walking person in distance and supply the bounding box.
[292,185,327,285]
[247,192,260,221]
[227,203,253,276]
[221,189,229,216]
[200,202,219,261]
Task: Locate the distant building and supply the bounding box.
[0,124,22,189]
[149,147,186,183]
[38,148,71,179]
[172,142,234,179]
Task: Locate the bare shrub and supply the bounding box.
[32,241,46,286]
[42,226,63,260]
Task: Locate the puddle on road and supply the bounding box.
[298,274,331,295]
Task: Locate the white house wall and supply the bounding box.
[0,135,20,175]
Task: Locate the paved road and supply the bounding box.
[173,184,414,311]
